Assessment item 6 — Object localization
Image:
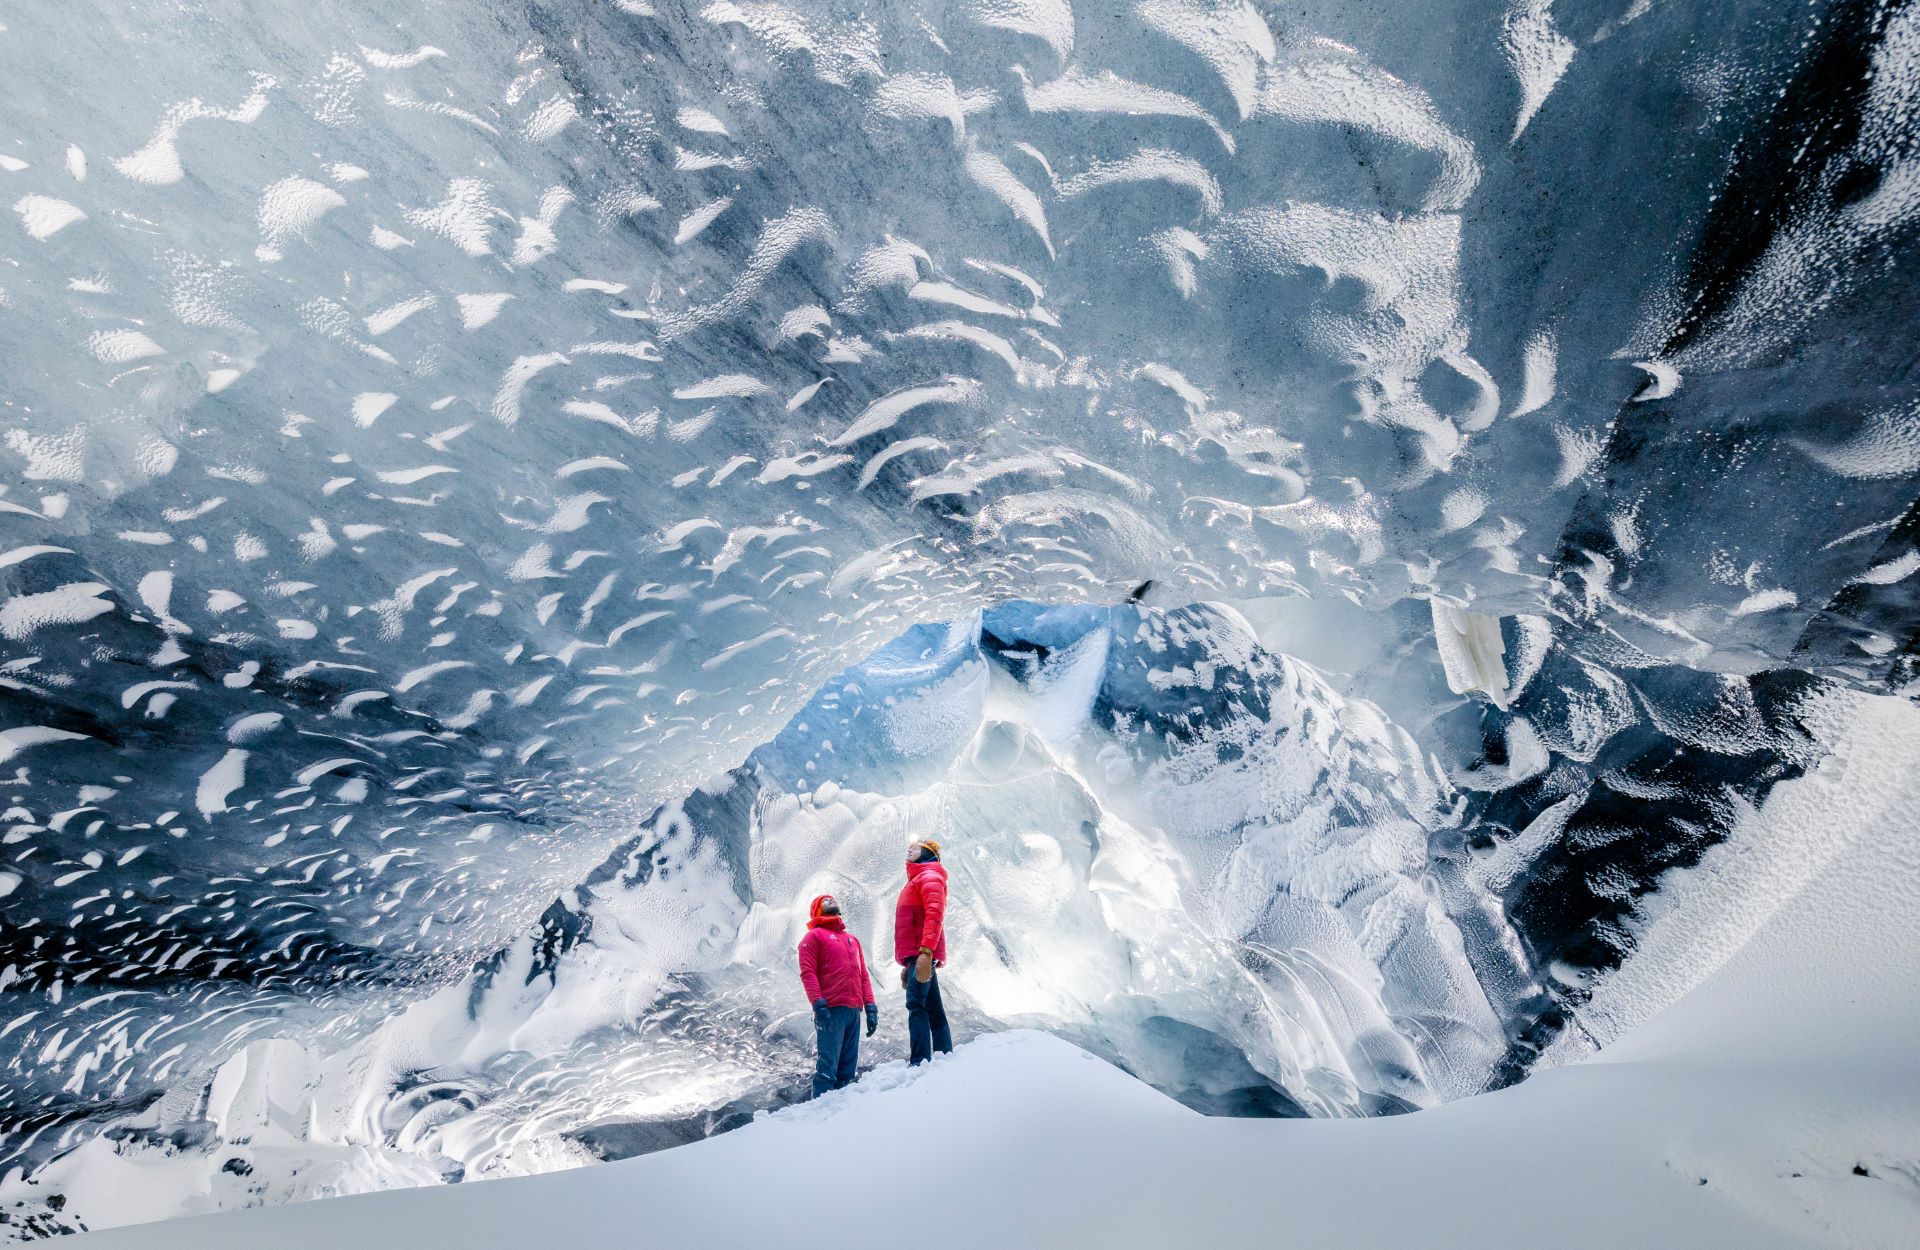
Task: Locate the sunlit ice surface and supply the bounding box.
[0,0,1917,1236]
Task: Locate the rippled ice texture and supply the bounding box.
[1,0,1919,1233]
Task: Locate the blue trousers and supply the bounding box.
[812,1005,861,1098]
[904,967,953,1065]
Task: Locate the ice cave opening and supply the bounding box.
[1,0,1918,1242]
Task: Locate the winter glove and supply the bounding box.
[914,949,933,984]
[812,999,829,1027]
[865,1004,879,1037]
[900,964,911,990]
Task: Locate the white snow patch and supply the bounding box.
[14,194,85,239]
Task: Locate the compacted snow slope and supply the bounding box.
[69,701,1920,1250]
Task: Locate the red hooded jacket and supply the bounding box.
[894,859,948,965]
[798,896,876,1009]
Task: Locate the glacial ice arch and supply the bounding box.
[0,0,1917,1221]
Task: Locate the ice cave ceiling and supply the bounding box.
[0,0,1917,1227]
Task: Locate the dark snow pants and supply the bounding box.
[904,966,953,1065]
[813,1005,862,1098]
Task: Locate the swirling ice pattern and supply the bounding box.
[0,0,1917,1232]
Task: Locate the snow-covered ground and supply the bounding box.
[68,699,1920,1250]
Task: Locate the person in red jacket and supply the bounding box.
[894,839,953,1065]
[798,893,878,1098]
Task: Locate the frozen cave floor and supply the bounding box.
[66,735,1920,1250]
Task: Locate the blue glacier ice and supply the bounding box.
[0,0,1917,1235]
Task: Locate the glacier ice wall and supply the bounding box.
[0,0,1918,1233]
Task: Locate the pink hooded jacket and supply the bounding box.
[893,859,948,966]
[798,897,876,1009]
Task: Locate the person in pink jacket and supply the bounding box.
[894,840,953,1065]
[798,893,878,1098]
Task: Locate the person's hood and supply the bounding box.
[905,858,948,883]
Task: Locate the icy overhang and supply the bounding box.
[0,0,1916,1183]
